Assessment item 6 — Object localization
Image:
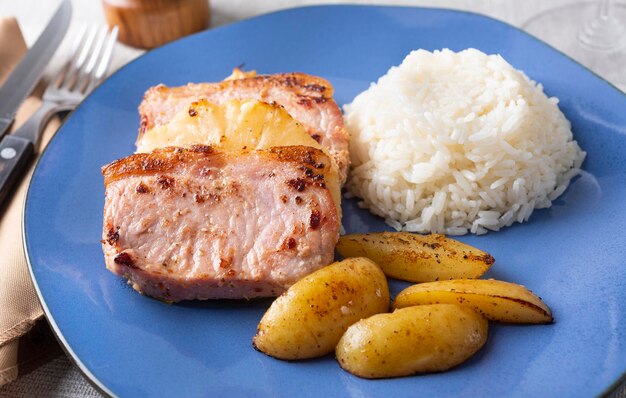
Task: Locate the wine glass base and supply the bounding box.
[523,2,626,91]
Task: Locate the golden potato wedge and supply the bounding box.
[336,304,488,378]
[136,98,341,216]
[393,279,552,324]
[336,232,494,283]
[253,258,389,360]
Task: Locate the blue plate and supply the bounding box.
[24,5,626,397]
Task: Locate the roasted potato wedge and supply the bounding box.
[336,232,494,282]
[336,304,488,378]
[393,279,552,324]
[136,98,341,216]
[253,258,389,360]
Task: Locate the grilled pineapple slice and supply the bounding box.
[136,99,341,214]
[224,67,257,81]
[137,98,319,153]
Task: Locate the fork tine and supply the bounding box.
[85,26,118,92]
[54,24,88,88]
[93,26,119,85]
[77,26,108,93]
[84,27,108,77]
[61,26,98,90]
[74,26,98,71]
[43,24,117,107]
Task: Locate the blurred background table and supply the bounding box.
[0,0,624,396]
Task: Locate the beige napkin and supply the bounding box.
[0,17,61,386]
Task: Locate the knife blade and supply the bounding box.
[0,0,72,138]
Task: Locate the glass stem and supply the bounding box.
[578,0,624,50]
[599,0,611,20]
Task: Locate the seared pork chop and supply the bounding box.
[101,145,340,301]
[138,73,349,183]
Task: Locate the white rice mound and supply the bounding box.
[344,48,586,235]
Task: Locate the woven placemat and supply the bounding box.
[0,355,101,398]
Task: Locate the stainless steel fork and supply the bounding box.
[0,25,118,208]
[15,25,119,148]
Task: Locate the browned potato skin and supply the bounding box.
[336,304,488,378]
[336,232,495,283]
[393,279,553,324]
[253,258,389,360]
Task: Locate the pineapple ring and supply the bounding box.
[136,98,342,217]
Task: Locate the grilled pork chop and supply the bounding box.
[101,145,340,301]
[138,73,349,183]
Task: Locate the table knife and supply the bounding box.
[0,0,72,139]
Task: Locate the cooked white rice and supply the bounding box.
[344,48,586,235]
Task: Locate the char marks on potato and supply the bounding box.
[253,257,389,360]
[101,145,340,301]
[336,304,488,378]
[336,232,495,282]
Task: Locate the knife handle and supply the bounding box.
[0,135,34,208]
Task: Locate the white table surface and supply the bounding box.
[0,0,625,397]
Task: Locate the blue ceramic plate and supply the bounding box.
[25,5,626,397]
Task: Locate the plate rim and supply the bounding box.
[22,4,626,397]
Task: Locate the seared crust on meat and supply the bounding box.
[103,145,334,185]
[103,145,213,184]
[101,146,340,301]
[138,73,349,183]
